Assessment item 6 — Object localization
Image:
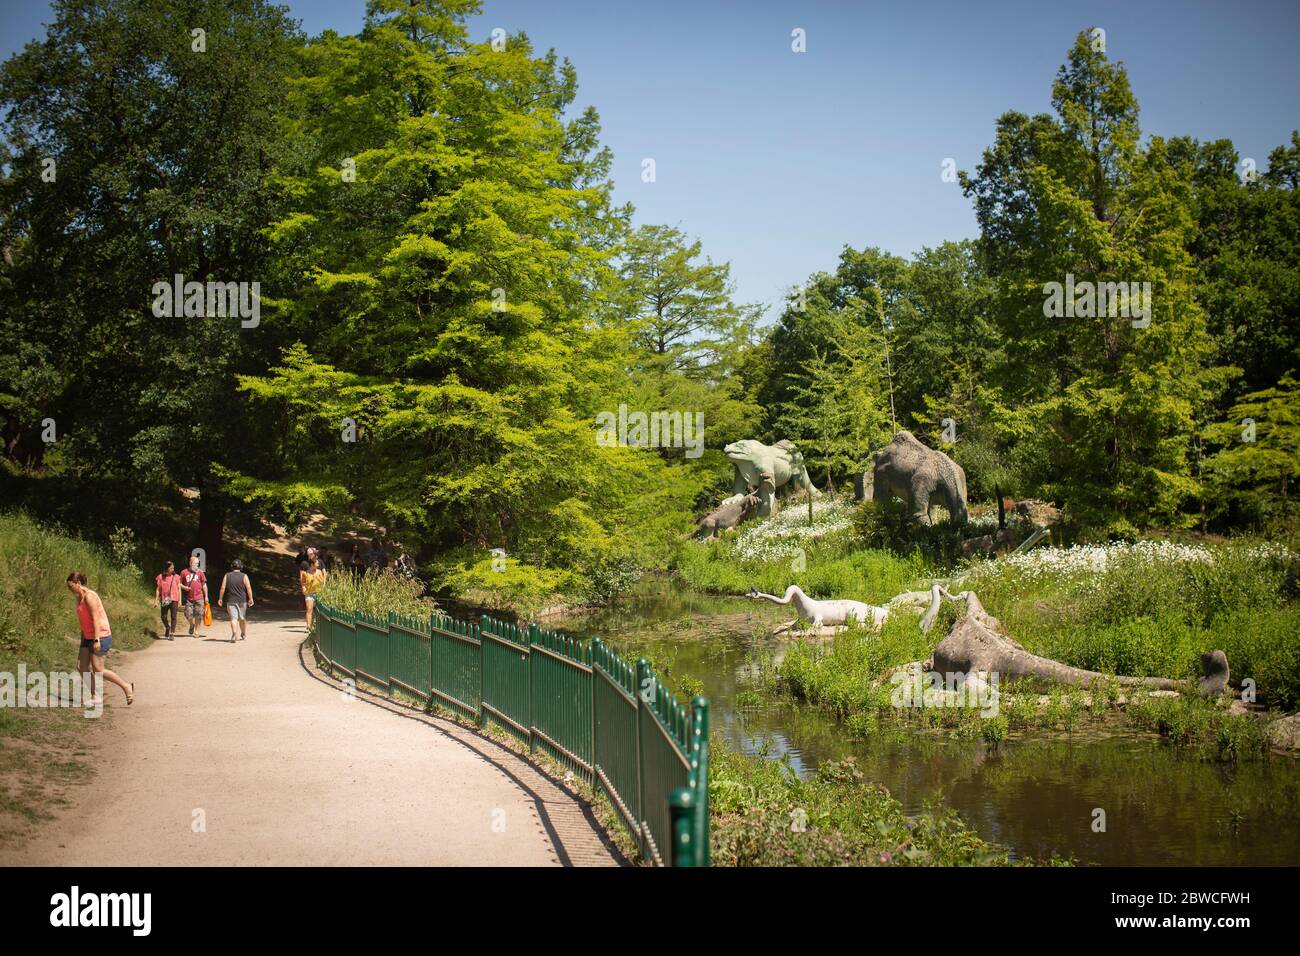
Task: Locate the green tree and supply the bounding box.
[0,0,302,560]
[234,1,704,590]
[1205,376,1300,527]
[961,30,1216,528]
[608,223,762,462]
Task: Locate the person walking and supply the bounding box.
[349,543,365,580]
[300,556,326,632]
[153,560,181,641]
[217,559,255,643]
[180,554,208,637]
[365,538,388,572]
[67,572,133,706]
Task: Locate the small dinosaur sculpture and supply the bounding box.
[695,493,761,539]
[747,585,888,629]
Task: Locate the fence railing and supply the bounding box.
[313,601,710,867]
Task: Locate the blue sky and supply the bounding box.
[2,0,1297,317]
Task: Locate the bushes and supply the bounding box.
[430,551,579,617]
[853,496,966,566]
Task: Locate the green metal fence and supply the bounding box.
[313,602,709,867]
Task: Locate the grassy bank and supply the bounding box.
[675,498,930,601]
[0,510,157,842]
[0,510,156,682]
[708,743,1051,865]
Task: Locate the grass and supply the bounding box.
[0,510,157,678]
[708,743,1059,866]
[314,568,437,617]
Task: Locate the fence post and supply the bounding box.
[691,696,710,867]
[590,638,600,791]
[526,622,537,754]
[669,787,697,866]
[635,657,649,862]
[478,615,489,728]
[428,610,437,705]
[387,610,395,693]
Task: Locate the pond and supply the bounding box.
[558,577,1300,866]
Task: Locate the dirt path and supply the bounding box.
[0,613,622,866]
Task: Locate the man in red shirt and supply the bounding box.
[180,554,208,637]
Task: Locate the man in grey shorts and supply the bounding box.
[217,559,255,644]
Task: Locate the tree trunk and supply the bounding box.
[198,492,226,571]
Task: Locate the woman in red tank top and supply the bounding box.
[67,571,134,706]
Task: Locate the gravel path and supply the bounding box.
[0,613,622,866]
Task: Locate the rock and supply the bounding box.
[1267,714,1300,752]
[961,527,1021,557]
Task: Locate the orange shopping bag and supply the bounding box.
[203,601,212,626]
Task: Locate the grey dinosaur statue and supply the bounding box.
[696,493,761,539]
[857,431,968,526]
[724,439,818,517]
[923,588,1230,695]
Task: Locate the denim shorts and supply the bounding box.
[226,602,247,621]
[81,635,112,657]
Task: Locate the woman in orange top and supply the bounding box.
[67,571,134,706]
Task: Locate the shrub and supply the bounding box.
[315,568,433,618]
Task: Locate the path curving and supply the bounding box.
[0,613,622,866]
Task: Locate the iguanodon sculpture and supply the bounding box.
[724,439,818,517]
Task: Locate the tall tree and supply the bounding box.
[609,224,762,458]
[0,0,302,561]
[961,31,1215,528]
[234,0,703,584]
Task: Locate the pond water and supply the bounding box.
[558,577,1300,866]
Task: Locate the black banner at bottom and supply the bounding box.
[1,865,1284,941]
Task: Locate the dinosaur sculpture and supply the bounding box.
[921,587,1230,695]
[747,585,888,629]
[695,493,761,539]
[724,439,818,517]
[856,431,968,526]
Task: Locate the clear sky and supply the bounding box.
[2,0,1297,318]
